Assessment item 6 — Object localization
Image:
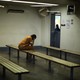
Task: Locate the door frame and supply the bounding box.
[50,12,61,48]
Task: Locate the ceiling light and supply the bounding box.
[0,0,12,1]
[0,0,49,5]
[1,0,59,6]
[30,4,58,7]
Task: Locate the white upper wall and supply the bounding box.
[41,5,80,52]
[0,6,41,47]
[1,3,80,52]
[60,5,80,52]
[41,16,50,46]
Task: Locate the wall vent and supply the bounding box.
[7,9,24,13]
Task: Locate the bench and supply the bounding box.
[42,45,80,60]
[42,45,62,57]
[61,49,80,60]
[6,45,35,61]
[24,51,80,80]
[6,45,21,60]
[6,45,80,80]
[0,56,29,80]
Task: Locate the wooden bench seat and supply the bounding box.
[62,49,80,59]
[6,45,35,60]
[0,56,29,80]
[24,51,80,67]
[42,45,80,60]
[42,45,62,51]
[42,45,62,58]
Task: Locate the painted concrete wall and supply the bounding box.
[60,5,80,52]
[41,5,80,52]
[41,16,50,46]
[0,5,41,47]
[0,4,80,52]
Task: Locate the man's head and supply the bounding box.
[31,34,37,40]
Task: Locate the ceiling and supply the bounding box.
[20,0,74,4]
[0,0,80,7]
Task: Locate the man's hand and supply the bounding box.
[30,41,33,46]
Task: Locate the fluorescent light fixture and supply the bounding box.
[2,0,12,1]
[30,4,58,7]
[0,0,12,1]
[12,1,48,5]
[1,0,59,7]
[0,0,47,4]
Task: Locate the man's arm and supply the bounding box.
[30,40,34,46]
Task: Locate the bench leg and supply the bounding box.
[48,60,51,71]
[26,53,28,60]
[17,50,20,61]
[46,48,48,55]
[26,53,32,62]
[70,67,74,80]
[9,47,11,59]
[64,52,67,60]
[26,53,30,60]
[18,74,21,80]
[60,51,62,59]
[3,66,6,79]
[32,55,35,64]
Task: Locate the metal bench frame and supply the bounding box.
[6,45,80,80]
[0,56,29,80]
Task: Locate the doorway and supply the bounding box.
[50,13,61,48]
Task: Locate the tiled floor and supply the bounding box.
[0,48,80,80]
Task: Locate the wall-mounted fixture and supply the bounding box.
[7,9,24,13]
[67,5,75,15]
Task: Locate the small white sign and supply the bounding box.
[66,20,70,29]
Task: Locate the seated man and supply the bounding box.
[18,34,37,50]
[18,34,37,62]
